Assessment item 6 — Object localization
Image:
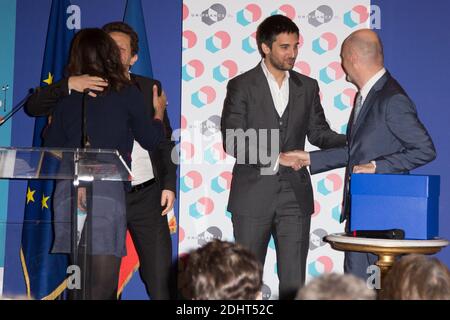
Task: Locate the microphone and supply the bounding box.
[0,88,34,126]
[81,89,91,148]
[347,229,405,239]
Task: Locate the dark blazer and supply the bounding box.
[310,71,437,220]
[221,64,346,216]
[25,74,177,192]
[43,84,164,170]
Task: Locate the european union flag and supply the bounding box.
[124,0,153,78]
[21,0,74,300]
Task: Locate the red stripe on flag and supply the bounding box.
[117,230,139,295]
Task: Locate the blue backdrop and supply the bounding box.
[372,0,450,265]
[3,0,450,297]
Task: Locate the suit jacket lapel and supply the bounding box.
[285,72,305,140]
[253,65,280,122]
[351,72,389,139]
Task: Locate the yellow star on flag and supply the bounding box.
[43,72,53,85]
[26,187,36,204]
[41,194,50,210]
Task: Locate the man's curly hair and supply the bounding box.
[184,240,263,300]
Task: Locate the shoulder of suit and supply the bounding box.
[131,74,161,88]
[380,74,409,98]
[289,69,317,86]
[227,65,259,85]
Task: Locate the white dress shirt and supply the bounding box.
[261,60,290,117]
[359,67,386,105]
[260,60,290,172]
[131,140,155,186]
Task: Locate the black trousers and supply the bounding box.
[231,180,311,300]
[126,182,172,299]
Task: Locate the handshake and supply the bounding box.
[279,150,377,173]
[279,150,310,171]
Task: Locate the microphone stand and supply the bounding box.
[81,89,91,148]
[72,89,92,300]
[0,89,34,126]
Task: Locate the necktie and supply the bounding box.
[353,93,363,125]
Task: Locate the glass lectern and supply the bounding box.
[0,147,132,300]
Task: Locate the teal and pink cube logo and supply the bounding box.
[344,5,369,28]
[182,59,204,82]
[319,61,344,84]
[191,86,216,108]
[211,171,232,193]
[189,197,215,219]
[236,4,262,26]
[180,170,203,193]
[182,30,197,51]
[271,4,296,20]
[206,31,231,53]
[294,61,311,76]
[213,60,238,83]
[312,200,321,218]
[204,142,227,165]
[332,205,342,222]
[312,32,338,55]
[308,256,334,277]
[182,3,189,21]
[317,173,343,196]
[334,88,357,111]
[242,32,257,54]
[179,141,195,161]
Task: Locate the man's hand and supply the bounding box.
[281,150,310,170]
[153,84,167,121]
[280,153,303,171]
[77,187,87,212]
[353,163,376,174]
[161,189,175,216]
[68,75,108,97]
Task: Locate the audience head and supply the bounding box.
[296,273,376,300]
[184,240,263,300]
[379,254,450,300]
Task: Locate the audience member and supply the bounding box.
[296,272,376,300]
[184,240,263,300]
[379,254,450,300]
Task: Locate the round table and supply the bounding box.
[324,233,449,281]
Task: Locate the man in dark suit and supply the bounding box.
[284,29,436,279]
[25,22,176,299]
[221,15,346,300]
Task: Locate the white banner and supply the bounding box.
[180,0,370,299]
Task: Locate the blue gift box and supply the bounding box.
[350,174,440,240]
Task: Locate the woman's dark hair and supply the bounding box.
[67,28,130,92]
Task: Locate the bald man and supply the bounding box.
[281,29,436,279]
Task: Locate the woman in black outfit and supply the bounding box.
[44,28,164,300]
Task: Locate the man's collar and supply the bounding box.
[260,59,290,83]
[360,67,386,99]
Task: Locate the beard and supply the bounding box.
[268,54,296,71]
